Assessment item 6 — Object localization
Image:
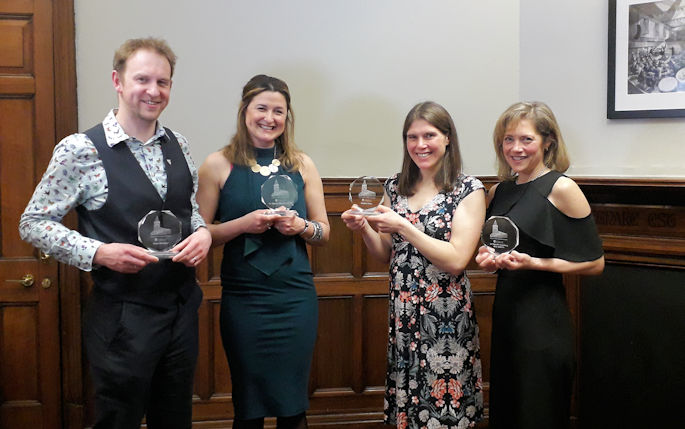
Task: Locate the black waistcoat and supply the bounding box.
[76,124,196,307]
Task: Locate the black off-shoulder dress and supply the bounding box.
[487,171,603,429]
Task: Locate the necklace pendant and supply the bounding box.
[251,164,261,173]
[269,164,279,173]
[259,165,271,176]
[273,159,281,167]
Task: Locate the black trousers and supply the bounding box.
[83,286,202,429]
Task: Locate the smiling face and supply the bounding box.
[405,119,449,176]
[244,91,288,148]
[501,118,550,181]
[113,48,172,131]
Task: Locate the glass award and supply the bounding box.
[138,210,182,258]
[348,176,384,216]
[481,216,519,255]
[261,174,298,215]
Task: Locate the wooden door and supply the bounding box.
[0,0,68,427]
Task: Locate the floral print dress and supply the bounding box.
[384,173,484,429]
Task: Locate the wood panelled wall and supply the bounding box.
[186,177,685,429]
[184,177,685,429]
[51,178,685,429]
[56,173,684,429]
[576,179,685,429]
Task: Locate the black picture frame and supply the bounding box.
[608,0,685,119]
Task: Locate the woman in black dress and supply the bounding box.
[476,101,604,429]
[197,75,329,429]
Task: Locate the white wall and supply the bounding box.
[520,0,685,177]
[74,0,518,178]
[75,1,684,178]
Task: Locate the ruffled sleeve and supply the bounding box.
[548,210,603,262]
[488,171,603,262]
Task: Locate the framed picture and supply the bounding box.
[608,0,685,118]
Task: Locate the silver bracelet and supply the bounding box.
[299,218,309,235]
[311,220,323,241]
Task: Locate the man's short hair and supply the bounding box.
[113,37,177,77]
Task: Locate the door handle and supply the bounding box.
[6,274,35,287]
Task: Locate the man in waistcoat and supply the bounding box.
[19,37,211,429]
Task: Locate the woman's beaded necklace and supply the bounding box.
[250,145,280,176]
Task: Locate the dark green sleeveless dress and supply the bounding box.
[487,171,603,429]
[217,147,317,419]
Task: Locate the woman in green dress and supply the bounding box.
[197,74,329,429]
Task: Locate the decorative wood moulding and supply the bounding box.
[577,178,685,268]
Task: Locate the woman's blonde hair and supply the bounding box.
[492,101,570,180]
[222,74,302,170]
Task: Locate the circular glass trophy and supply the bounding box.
[349,176,384,216]
[481,216,519,254]
[138,210,182,258]
[261,174,298,215]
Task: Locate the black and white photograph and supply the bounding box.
[609,0,685,117]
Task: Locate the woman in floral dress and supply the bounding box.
[342,101,485,428]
